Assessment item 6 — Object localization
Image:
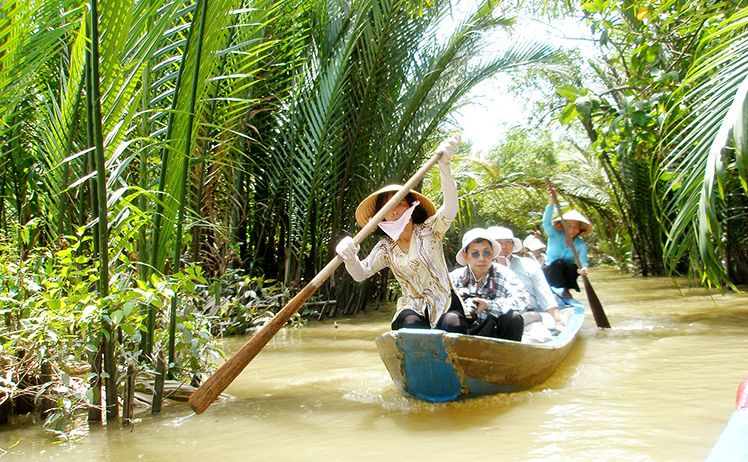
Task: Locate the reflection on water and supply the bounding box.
[2,269,747,461]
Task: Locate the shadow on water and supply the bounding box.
[675,307,748,327]
[602,314,748,339]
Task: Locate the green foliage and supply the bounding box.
[200,270,291,336]
[478,130,559,229]
[660,7,748,287]
[0,231,99,435]
[538,0,716,276]
[0,0,560,429]
[434,126,622,268]
[512,0,748,284]
[0,225,285,435]
[242,0,561,300]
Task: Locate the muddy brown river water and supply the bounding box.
[1,269,747,461]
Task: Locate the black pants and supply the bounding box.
[391,291,468,334]
[467,310,524,341]
[544,259,580,292]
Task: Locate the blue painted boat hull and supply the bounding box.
[375,303,585,402]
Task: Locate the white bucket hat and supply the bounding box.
[487,226,523,254]
[523,235,546,252]
[455,228,501,266]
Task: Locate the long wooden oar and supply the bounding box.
[546,181,611,329]
[188,150,446,414]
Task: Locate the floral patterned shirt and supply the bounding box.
[358,210,453,327]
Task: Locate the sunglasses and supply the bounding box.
[469,250,493,259]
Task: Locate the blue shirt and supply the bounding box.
[542,204,588,267]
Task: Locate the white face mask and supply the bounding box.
[378,201,419,241]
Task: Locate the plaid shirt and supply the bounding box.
[449,263,531,320]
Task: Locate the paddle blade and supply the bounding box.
[581,275,611,328]
[189,277,324,413]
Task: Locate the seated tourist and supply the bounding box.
[449,228,529,341]
[522,233,547,267]
[488,226,565,335]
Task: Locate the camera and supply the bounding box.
[456,289,483,319]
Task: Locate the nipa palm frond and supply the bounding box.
[660,8,748,287]
[151,0,241,275]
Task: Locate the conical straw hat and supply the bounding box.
[354,184,436,228]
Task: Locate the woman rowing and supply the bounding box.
[335,136,468,333]
[542,185,592,300]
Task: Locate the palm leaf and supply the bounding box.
[660,8,748,286]
[36,16,89,237]
[150,0,239,276]
[0,1,82,131]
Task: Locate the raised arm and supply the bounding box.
[542,203,555,236]
[577,239,589,269]
[436,136,459,220]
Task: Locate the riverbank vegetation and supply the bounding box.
[0,0,746,438]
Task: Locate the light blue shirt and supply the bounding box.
[506,255,558,311]
[542,204,588,267]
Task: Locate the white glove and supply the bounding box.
[437,135,460,167]
[335,236,360,262]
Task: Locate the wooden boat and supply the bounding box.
[375,301,585,402]
[706,377,748,461]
